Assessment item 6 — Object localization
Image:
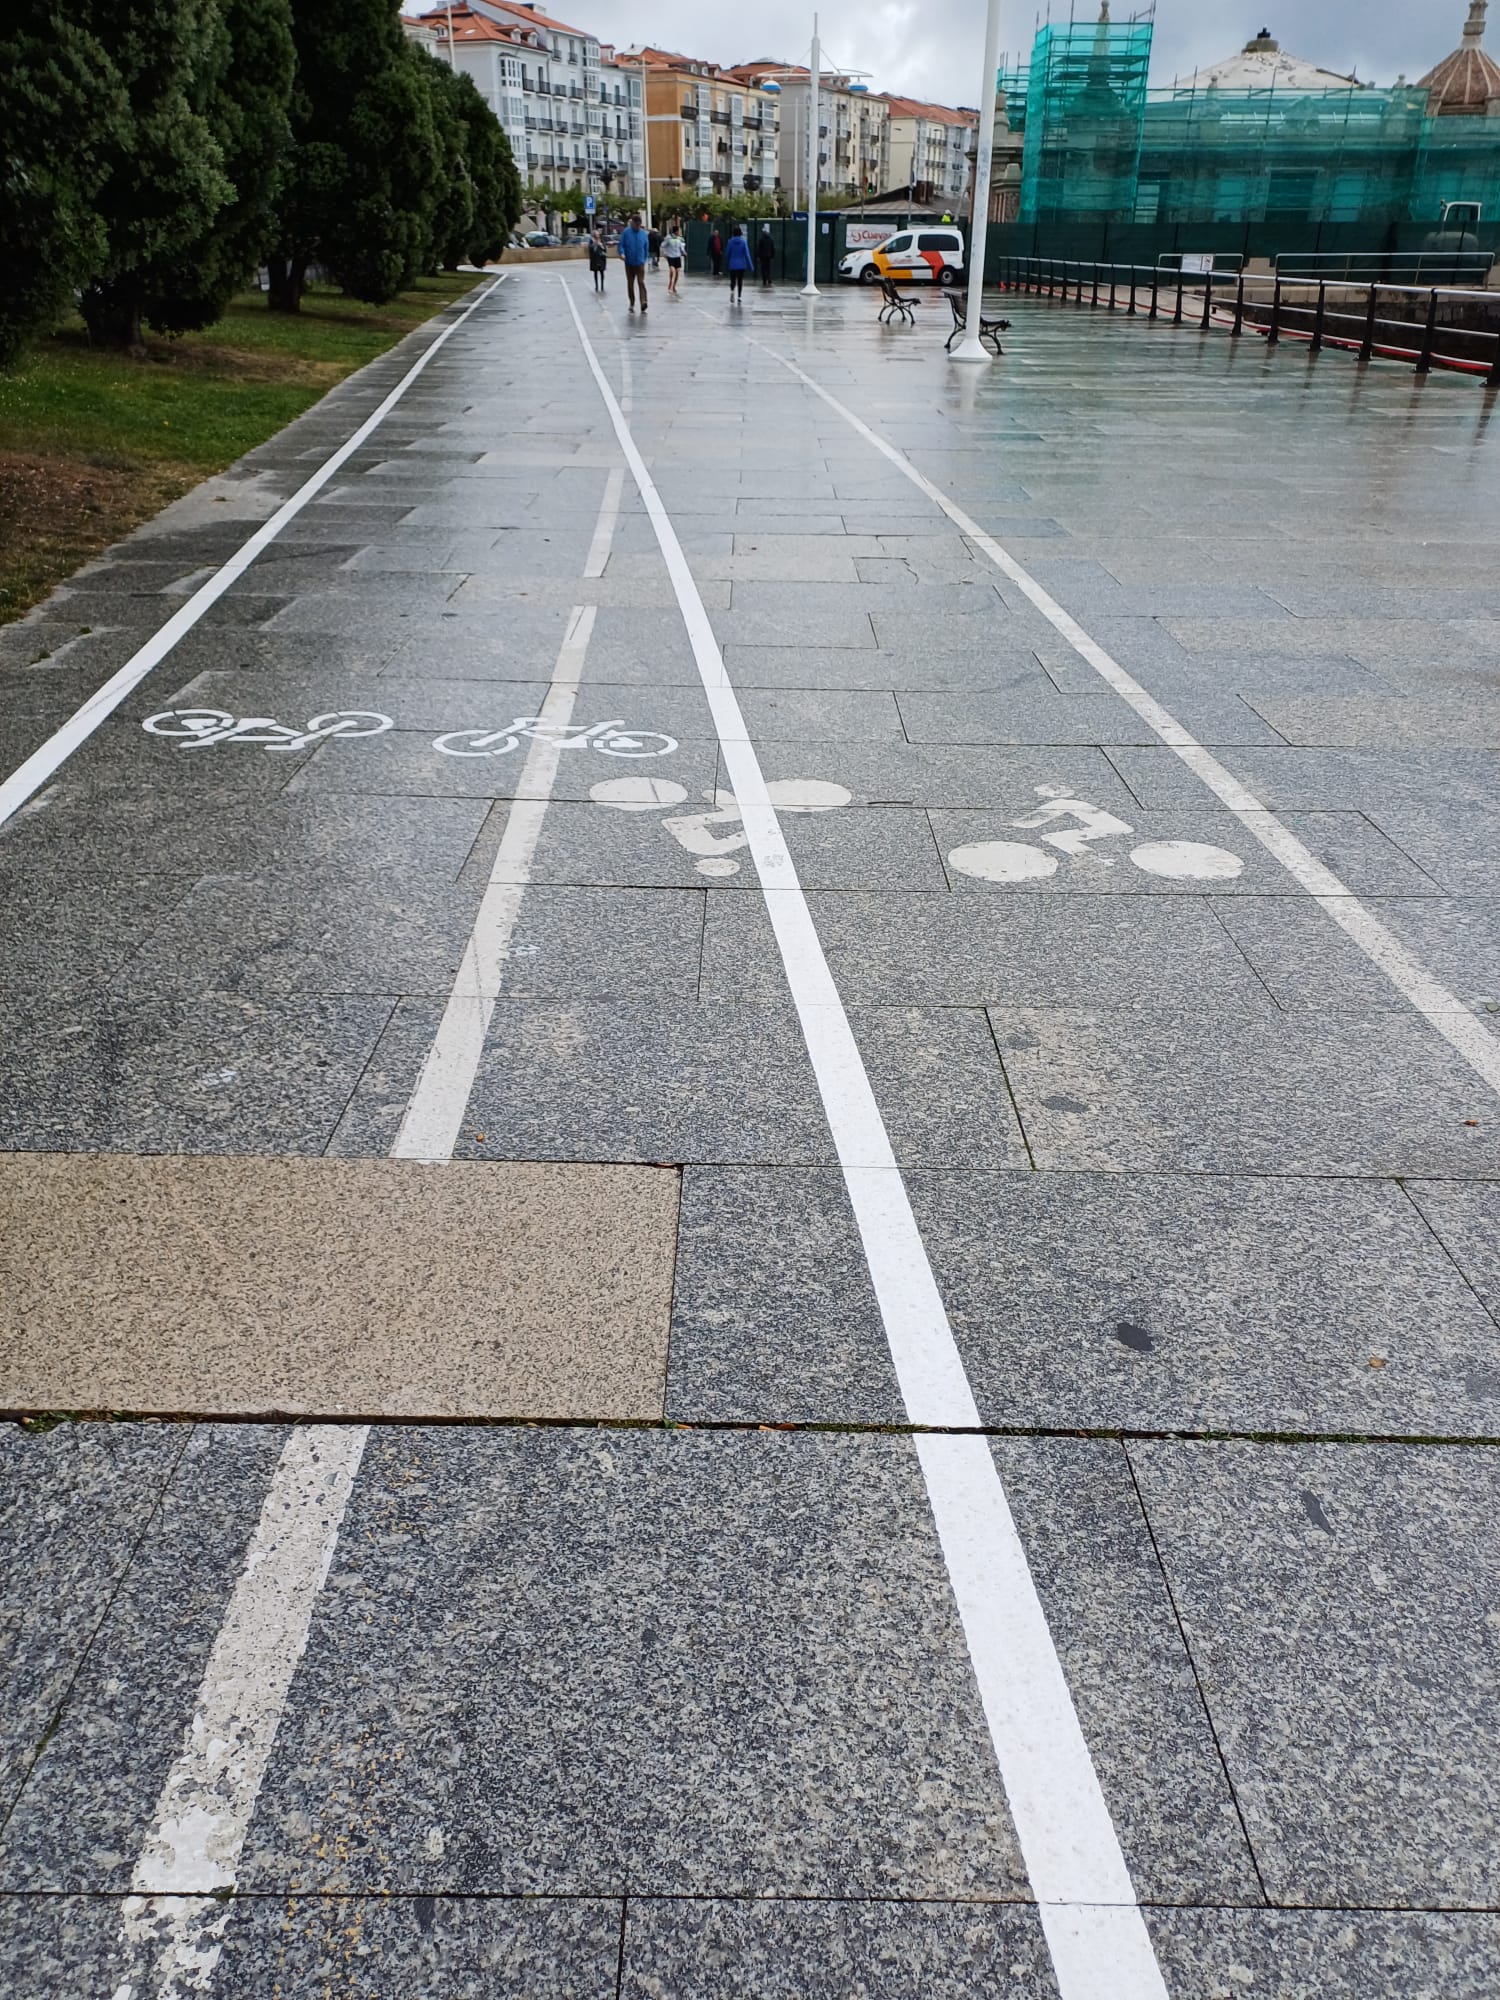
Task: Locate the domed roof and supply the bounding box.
[1172,29,1363,94]
[1418,2,1500,114]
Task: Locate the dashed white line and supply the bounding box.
[750,324,1500,1104]
[0,274,508,833]
[113,1428,366,2000]
[562,278,1171,2000]
[111,312,625,1999]
[392,603,598,1161]
[583,467,624,577]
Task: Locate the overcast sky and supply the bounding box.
[562,1,1463,108]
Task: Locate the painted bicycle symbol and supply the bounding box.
[142,708,394,751]
[592,775,851,876]
[947,787,1244,884]
[434,718,678,759]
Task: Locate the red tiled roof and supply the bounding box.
[487,1,593,41]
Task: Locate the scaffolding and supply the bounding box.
[1019,7,1154,224]
[1011,6,1500,240]
[1133,83,1429,230]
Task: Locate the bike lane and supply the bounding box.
[1,270,1498,1999]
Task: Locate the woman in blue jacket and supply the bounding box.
[724,225,754,304]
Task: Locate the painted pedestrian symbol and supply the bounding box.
[591,776,852,876]
[946,785,1243,884]
[143,708,393,751]
[434,718,678,759]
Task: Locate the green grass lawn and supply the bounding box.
[0,273,481,623]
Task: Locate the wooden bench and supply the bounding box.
[945,293,1012,353]
[877,275,919,325]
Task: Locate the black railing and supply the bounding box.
[996,256,1500,385]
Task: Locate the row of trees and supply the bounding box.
[0,0,522,365]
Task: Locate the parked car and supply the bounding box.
[838,226,965,287]
[525,230,563,248]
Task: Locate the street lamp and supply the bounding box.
[950,0,1002,363]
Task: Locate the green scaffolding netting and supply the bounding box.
[1011,10,1500,231]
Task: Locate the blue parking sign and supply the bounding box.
[584,195,596,215]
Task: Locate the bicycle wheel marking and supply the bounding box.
[944,787,1243,886]
[142,710,393,751]
[949,839,1059,884]
[591,775,853,876]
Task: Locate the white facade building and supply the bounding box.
[402,0,643,196]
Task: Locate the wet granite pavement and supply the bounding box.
[1,269,1499,1996]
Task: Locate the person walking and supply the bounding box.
[662,221,686,296]
[708,226,724,279]
[618,212,650,313]
[756,223,775,288]
[724,224,753,303]
[588,228,608,293]
[647,223,662,271]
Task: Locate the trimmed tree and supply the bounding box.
[267,0,441,312]
[452,70,521,264]
[421,53,476,272]
[0,2,126,365]
[139,0,296,332]
[77,0,236,350]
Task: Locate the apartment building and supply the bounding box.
[401,0,643,196]
[630,48,782,203]
[883,97,979,207]
[727,63,889,201]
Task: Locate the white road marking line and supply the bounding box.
[0,274,508,833]
[562,279,1170,2000]
[112,304,626,1999]
[113,1428,366,2000]
[749,328,1500,1103]
[392,602,598,1162]
[584,466,624,576]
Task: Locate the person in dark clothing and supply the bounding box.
[725,224,754,303]
[647,225,662,270]
[588,230,608,292]
[708,227,724,278]
[756,224,774,287]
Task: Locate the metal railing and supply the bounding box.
[1273,249,1493,286]
[996,256,1500,385]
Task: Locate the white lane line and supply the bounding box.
[0,274,508,833]
[748,327,1500,1103]
[114,1428,366,2000]
[113,317,624,1999]
[392,602,598,1161]
[583,467,624,577]
[561,280,1170,2000]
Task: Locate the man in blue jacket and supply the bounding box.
[618,213,650,313]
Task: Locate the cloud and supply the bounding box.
[568,0,1469,107]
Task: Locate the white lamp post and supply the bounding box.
[950,0,1002,363]
[802,13,821,294]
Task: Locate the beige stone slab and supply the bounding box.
[0,1156,677,1420]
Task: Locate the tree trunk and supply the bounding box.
[79,283,145,354]
[267,254,306,313]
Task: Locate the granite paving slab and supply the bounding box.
[619,1900,1057,1999]
[233,1427,1029,1899]
[908,1170,1500,1435]
[1,1155,676,1419]
[1148,1909,1500,2000]
[454,997,1024,1169]
[1404,1181,1500,1335]
[0,1424,293,1889]
[0,991,395,1155]
[112,871,477,1000]
[990,1005,1500,1176]
[1129,1441,1500,1908]
[0,1893,625,2000]
[518,800,946,894]
[0,1425,188,1815]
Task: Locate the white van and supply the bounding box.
[838,226,966,286]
